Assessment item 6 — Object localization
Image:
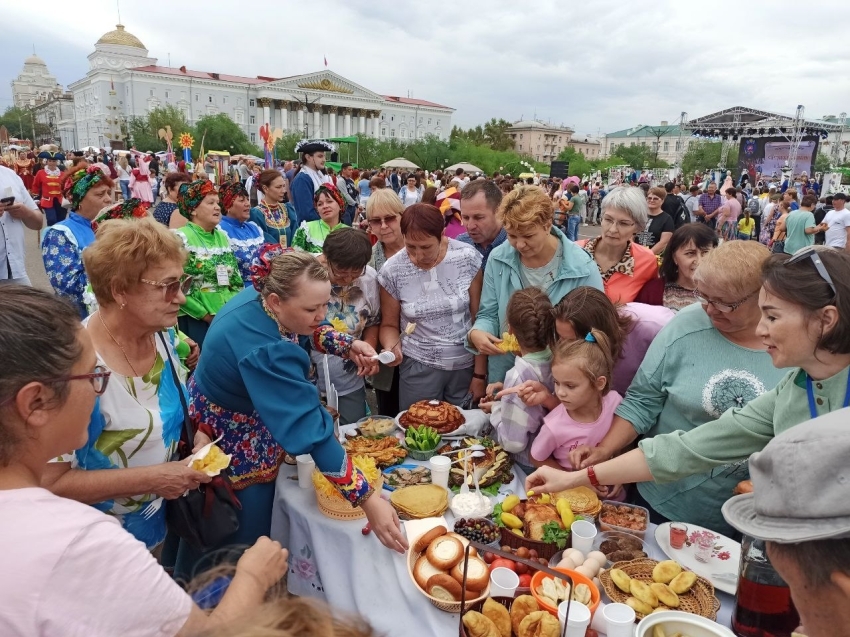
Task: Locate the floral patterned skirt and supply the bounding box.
[187,376,285,489]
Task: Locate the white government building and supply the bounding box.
[17,23,454,151]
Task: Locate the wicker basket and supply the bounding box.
[406,543,490,613]
[499,526,567,560]
[315,476,383,521]
[599,558,720,621]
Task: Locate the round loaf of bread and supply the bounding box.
[446,532,478,557]
[413,554,446,590]
[413,525,447,554]
[451,556,490,591]
[426,573,462,602]
[426,535,464,570]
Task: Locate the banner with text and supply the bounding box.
[737,136,819,182]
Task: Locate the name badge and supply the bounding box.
[215,265,229,286]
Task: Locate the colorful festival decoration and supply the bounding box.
[179,132,195,163]
[259,124,283,167]
[158,125,175,165]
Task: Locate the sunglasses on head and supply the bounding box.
[785,248,837,299]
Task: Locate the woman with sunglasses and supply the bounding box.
[174,179,244,347]
[0,285,292,636]
[541,241,787,536]
[42,218,208,551]
[532,246,850,536]
[364,188,405,415]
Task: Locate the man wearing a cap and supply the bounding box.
[31,150,66,226]
[290,140,333,223]
[723,410,850,637]
[823,192,850,252]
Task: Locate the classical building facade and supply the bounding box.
[32,95,77,150]
[508,120,574,162]
[603,122,692,164]
[10,54,64,108]
[68,24,454,151]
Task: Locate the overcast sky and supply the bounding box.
[3,0,849,135]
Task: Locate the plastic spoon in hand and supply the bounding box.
[370,351,396,364]
[458,449,483,494]
[472,465,485,506]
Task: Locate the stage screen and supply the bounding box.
[737,136,819,182]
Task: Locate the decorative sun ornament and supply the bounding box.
[179,133,195,150]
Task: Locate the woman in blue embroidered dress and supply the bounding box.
[42,218,211,551]
[218,181,264,287]
[40,166,114,317]
[250,169,296,245]
[176,247,407,578]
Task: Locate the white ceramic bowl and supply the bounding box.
[636,611,736,637]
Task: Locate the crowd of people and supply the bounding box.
[0,139,849,637]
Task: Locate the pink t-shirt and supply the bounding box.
[530,391,623,468]
[0,488,193,637]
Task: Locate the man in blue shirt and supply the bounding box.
[457,180,507,270]
[290,140,334,222]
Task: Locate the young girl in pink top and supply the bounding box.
[530,328,625,500]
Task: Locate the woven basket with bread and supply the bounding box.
[407,525,491,613]
[312,456,383,521]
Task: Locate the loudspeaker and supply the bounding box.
[330,152,339,162]
[550,161,568,179]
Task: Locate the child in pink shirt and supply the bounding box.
[530,328,625,500]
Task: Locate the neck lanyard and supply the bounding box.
[806,370,850,419]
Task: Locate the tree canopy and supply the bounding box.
[127,105,191,153]
[0,106,52,144]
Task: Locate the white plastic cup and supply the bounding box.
[602,602,636,637]
[489,567,520,598]
[558,600,591,637]
[296,454,315,489]
[570,519,598,555]
[429,455,451,489]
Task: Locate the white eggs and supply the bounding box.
[587,551,608,568]
[575,563,597,579]
[564,548,584,563]
[557,555,578,570]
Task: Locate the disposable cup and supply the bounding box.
[603,602,636,637]
[296,454,315,489]
[558,600,591,637]
[570,519,598,555]
[489,567,519,598]
[429,455,451,489]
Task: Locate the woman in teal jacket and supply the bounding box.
[467,186,603,384]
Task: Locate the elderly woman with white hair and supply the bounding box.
[563,240,788,536]
[576,186,660,304]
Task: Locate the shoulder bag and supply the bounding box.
[157,332,241,552]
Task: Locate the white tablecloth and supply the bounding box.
[270,463,735,635]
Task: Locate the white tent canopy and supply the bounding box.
[445,162,483,174]
[381,157,420,169]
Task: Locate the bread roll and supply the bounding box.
[426,535,464,570]
[462,611,501,637]
[413,555,446,590]
[482,598,511,637]
[426,573,462,602]
[518,610,560,637]
[447,532,478,557]
[413,525,447,553]
[510,595,540,636]
[451,556,489,591]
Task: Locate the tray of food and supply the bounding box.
[593,530,651,566]
[342,434,407,469]
[440,437,514,492]
[599,558,720,621]
[402,425,442,461]
[397,399,466,435]
[407,525,490,613]
[353,415,397,437]
[312,455,382,521]
[390,484,449,520]
[383,464,431,491]
[599,500,650,540]
[493,492,573,560]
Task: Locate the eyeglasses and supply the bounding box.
[600,215,636,230]
[327,261,366,283]
[693,288,759,313]
[368,215,399,228]
[646,196,662,201]
[0,365,113,406]
[140,273,194,300]
[785,247,837,300]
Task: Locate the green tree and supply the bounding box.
[0,106,52,145]
[555,147,593,178]
[127,105,190,152]
[611,143,657,169]
[405,135,451,171]
[814,152,832,173]
[483,118,514,151]
[193,113,261,156]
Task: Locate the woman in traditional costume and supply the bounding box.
[291,183,348,253]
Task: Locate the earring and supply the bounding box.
[120,302,126,310]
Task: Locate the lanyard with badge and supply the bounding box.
[806,371,850,419]
[187,225,231,287]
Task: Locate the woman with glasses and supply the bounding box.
[364,188,405,415]
[576,186,661,304]
[42,218,209,551]
[174,179,244,346]
[532,250,850,529]
[540,240,787,536]
[0,284,292,637]
[314,228,381,424]
[635,186,675,255]
[41,165,115,318]
[291,183,348,254]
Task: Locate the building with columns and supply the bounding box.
[10,54,65,108]
[67,23,454,151]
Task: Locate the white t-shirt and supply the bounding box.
[823,208,850,248]
[0,488,193,637]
